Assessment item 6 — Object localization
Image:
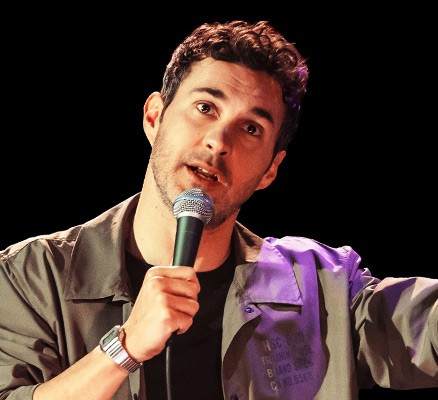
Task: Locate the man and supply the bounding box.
[0,20,437,400]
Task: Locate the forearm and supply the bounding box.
[33,346,129,400]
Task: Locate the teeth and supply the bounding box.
[194,167,218,181]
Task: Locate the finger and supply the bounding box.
[158,294,199,335]
[145,276,200,301]
[144,267,200,296]
[146,265,199,282]
[166,293,200,317]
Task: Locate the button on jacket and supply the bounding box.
[1,194,437,399]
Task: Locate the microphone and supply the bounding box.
[172,188,214,266]
[166,188,214,398]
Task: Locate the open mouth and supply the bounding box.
[189,166,219,182]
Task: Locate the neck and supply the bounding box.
[129,172,235,272]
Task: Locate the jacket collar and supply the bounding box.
[63,193,140,301]
[233,222,303,305]
[64,194,302,306]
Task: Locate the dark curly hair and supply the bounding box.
[161,20,309,155]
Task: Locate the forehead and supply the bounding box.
[179,58,285,122]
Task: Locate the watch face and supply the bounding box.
[101,326,120,348]
[99,325,141,373]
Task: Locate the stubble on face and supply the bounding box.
[150,125,177,214]
[150,124,272,230]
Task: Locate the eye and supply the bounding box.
[196,102,213,114]
[245,123,262,137]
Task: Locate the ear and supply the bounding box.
[255,150,287,191]
[143,91,164,145]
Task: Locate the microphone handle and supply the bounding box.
[172,216,204,266]
[167,215,204,399]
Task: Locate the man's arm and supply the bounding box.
[33,346,129,400]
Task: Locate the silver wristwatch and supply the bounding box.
[99,325,142,373]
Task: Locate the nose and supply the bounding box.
[202,127,232,157]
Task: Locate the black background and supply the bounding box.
[1,6,436,399]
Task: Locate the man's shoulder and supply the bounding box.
[266,235,352,253]
[0,224,82,267]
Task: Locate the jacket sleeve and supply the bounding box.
[0,244,62,399]
[351,271,438,390]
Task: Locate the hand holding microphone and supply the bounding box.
[167,187,214,338]
[121,188,214,363]
[166,188,214,398]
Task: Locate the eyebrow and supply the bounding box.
[191,87,274,125]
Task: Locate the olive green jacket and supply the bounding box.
[1,194,437,399]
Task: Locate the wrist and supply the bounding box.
[99,325,142,373]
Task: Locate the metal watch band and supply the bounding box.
[100,325,142,373]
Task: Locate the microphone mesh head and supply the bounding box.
[172,188,214,225]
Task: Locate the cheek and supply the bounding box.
[245,147,273,170]
[155,118,184,148]
[233,153,271,184]
[161,111,202,146]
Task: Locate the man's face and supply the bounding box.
[150,58,286,228]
